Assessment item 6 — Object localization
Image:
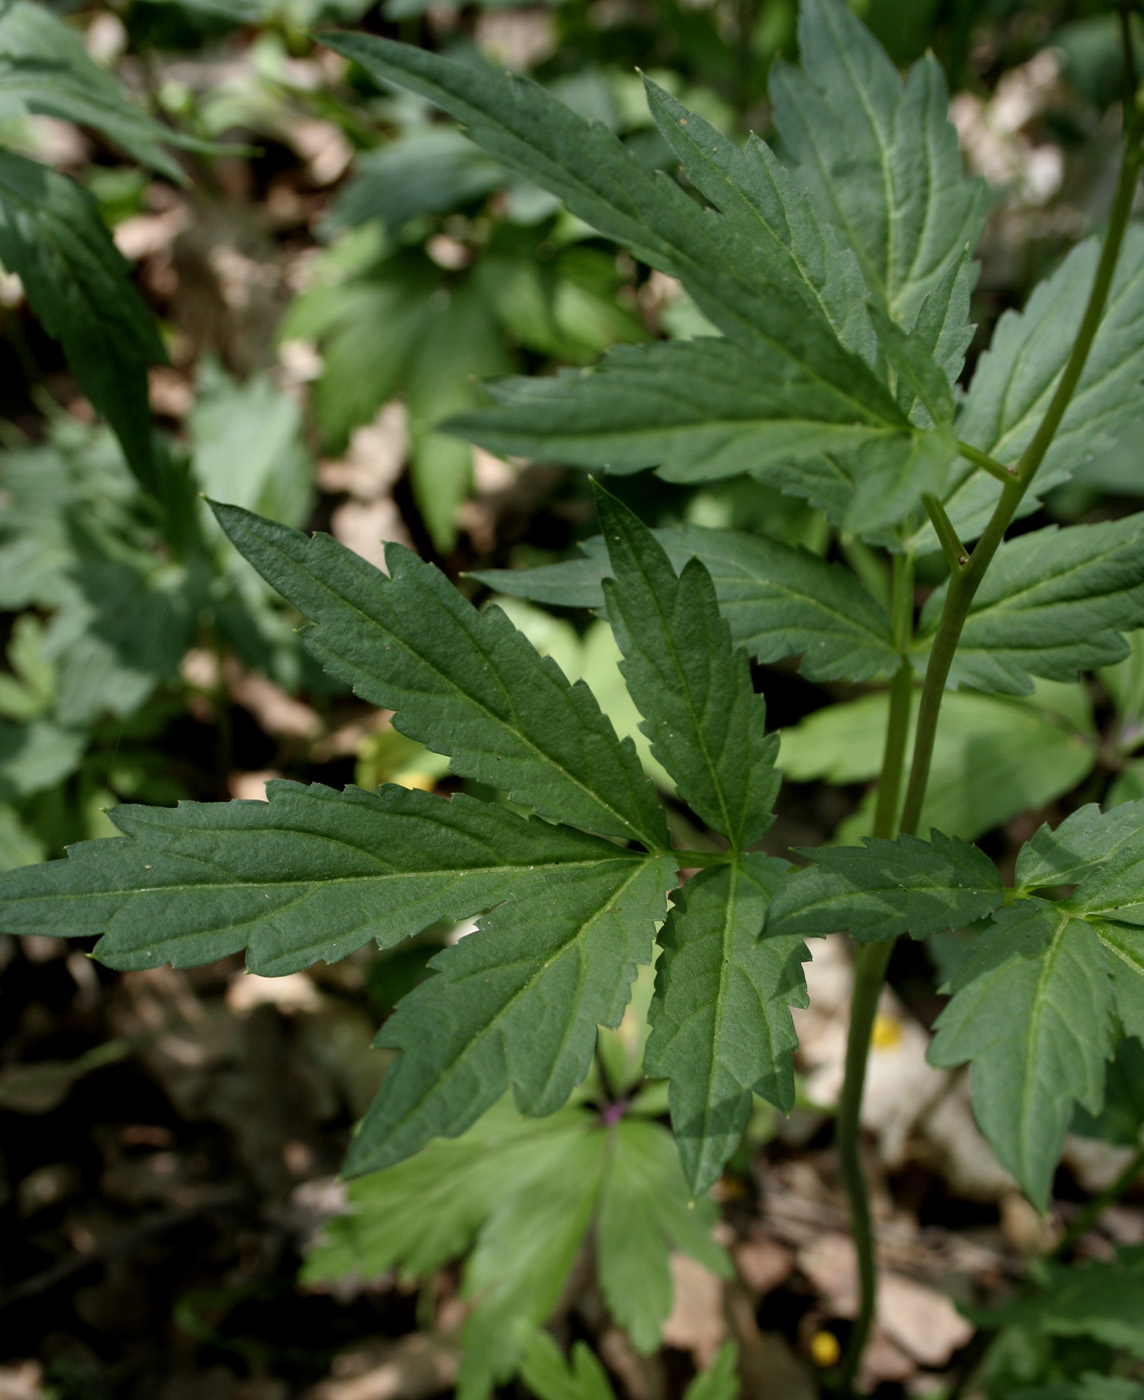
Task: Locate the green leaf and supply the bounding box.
[519,1332,616,1400]
[974,1247,1144,1361]
[211,504,669,849]
[867,302,955,428]
[406,277,513,553]
[911,227,1144,551]
[769,0,987,327]
[596,487,778,849]
[908,249,978,391]
[682,1344,740,1400]
[306,1098,726,1397]
[190,362,313,529]
[345,851,674,1173]
[449,340,947,537]
[915,517,1144,694]
[472,523,899,684]
[928,902,1115,1208]
[323,126,505,237]
[0,719,86,803]
[1064,824,1144,927]
[0,780,653,977]
[596,1116,730,1351]
[640,72,875,363]
[0,153,165,492]
[1072,1032,1144,1147]
[764,831,1004,943]
[1091,921,1144,1043]
[324,32,940,534]
[0,2,210,180]
[1016,800,1144,893]
[644,856,808,1195]
[779,684,1097,842]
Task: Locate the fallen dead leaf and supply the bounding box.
[303,1336,459,1400]
[0,1361,46,1400]
[734,1228,795,1297]
[660,1252,727,1367]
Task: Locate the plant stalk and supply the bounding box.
[899,131,1143,840]
[835,125,1142,1392]
[833,554,914,1393]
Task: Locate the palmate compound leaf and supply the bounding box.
[324,28,957,536]
[304,1098,728,1400]
[769,0,987,330]
[594,486,779,849]
[914,516,1144,695]
[346,850,674,1174]
[0,152,165,492]
[0,780,653,976]
[908,226,1144,552]
[585,489,810,1192]
[928,901,1118,1209]
[210,503,668,850]
[471,522,900,685]
[643,857,809,1195]
[763,831,1005,943]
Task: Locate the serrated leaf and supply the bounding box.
[973,1247,1144,1360]
[928,902,1115,1208]
[641,72,874,363]
[472,523,899,684]
[596,487,778,849]
[909,249,978,391]
[644,856,808,1195]
[915,517,1144,694]
[449,338,913,496]
[345,852,674,1173]
[1016,800,1144,893]
[324,31,941,533]
[764,831,1004,943]
[1066,842,1144,926]
[1072,1032,1144,1147]
[0,2,209,180]
[595,1116,729,1352]
[1091,921,1144,1042]
[868,302,955,428]
[0,780,650,976]
[211,504,668,849]
[910,227,1144,551]
[0,152,165,492]
[769,0,987,327]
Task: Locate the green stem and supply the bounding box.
[900,132,1143,840]
[834,554,915,1394]
[834,939,895,1394]
[956,439,1015,485]
[922,493,968,575]
[1053,1143,1144,1260]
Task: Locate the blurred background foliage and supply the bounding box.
[5,0,1144,1397]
